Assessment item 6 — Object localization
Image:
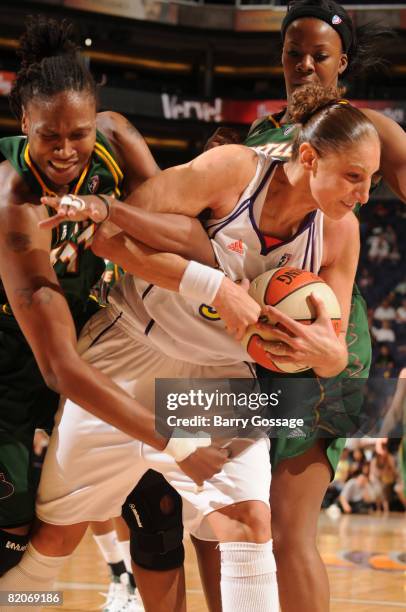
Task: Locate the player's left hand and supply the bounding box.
[257,293,347,377]
[38,194,110,229]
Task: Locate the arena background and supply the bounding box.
[0,1,406,610]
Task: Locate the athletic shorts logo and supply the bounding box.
[332,15,342,25]
[88,175,100,194]
[199,304,221,321]
[227,239,244,255]
[0,473,15,500]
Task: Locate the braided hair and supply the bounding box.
[10,15,97,119]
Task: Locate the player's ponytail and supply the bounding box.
[289,83,378,159]
[10,15,96,119]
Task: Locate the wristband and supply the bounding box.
[179,261,224,304]
[95,194,111,222]
[165,428,211,463]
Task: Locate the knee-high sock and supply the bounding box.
[0,542,69,592]
[220,540,278,612]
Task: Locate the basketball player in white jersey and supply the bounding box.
[1,85,380,612]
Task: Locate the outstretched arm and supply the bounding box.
[41,146,263,336]
[0,196,230,483]
[0,196,164,450]
[362,109,406,202]
[40,145,255,261]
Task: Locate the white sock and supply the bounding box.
[0,542,69,591]
[93,530,122,564]
[117,539,132,574]
[219,540,279,612]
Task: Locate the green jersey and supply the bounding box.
[245,113,296,158]
[0,130,124,315]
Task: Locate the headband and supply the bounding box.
[281,6,354,54]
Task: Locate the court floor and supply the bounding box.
[45,512,406,611]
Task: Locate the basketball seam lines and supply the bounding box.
[267,280,327,308]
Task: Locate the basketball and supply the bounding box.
[241,267,342,373]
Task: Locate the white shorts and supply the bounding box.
[37,307,271,539]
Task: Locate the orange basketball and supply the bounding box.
[241,267,342,373]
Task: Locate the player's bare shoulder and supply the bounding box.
[96,111,141,154]
[192,143,257,187]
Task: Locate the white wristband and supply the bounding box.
[179,261,224,304]
[165,428,211,463]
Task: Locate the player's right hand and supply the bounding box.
[177,444,230,485]
[212,277,260,340]
[38,194,109,229]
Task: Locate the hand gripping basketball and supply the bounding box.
[241,267,342,373]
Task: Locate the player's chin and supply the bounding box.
[325,204,352,221]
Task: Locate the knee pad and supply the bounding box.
[0,529,29,575]
[122,470,184,571]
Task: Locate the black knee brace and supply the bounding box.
[0,529,29,576]
[122,470,184,571]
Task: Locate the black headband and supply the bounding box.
[281,6,354,54]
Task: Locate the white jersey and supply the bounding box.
[109,149,324,366]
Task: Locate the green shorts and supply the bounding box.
[0,299,100,528]
[258,284,372,474]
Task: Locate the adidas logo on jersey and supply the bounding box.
[227,240,244,255]
[277,253,292,267]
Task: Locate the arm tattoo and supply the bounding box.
[15,287,53,309]
[6,232,31,253]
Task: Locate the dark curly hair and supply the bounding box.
[288,83,379,159]
[10,15,97,119]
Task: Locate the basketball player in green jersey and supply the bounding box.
[205,2,406,608]
[0,17,211,612]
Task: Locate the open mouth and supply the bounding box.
[341,200,355,209]
[48,160,78,173]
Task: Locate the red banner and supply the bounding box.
[0,72,14,96]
